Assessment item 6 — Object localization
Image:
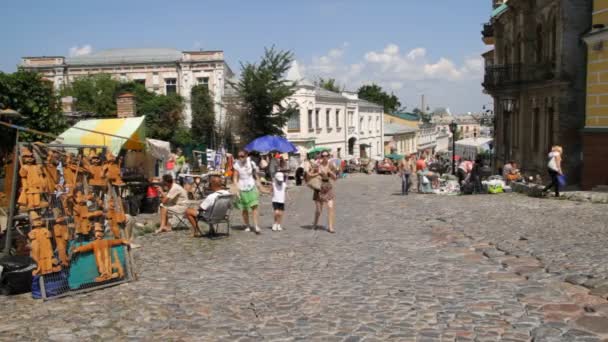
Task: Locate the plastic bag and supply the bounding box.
[558,174,567,188]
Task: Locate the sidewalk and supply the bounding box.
[510,182,608,204]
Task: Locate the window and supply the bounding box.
[197,77,209,89]
[152,72,159,86]
[135,79,146,86]
[348,111,354,126]
[359,117,364,132]
[336,109,341,128]
[288,109,301,132]
[308,110,313,131]
[376,117,380,132]
[120,73,127,82]
[326,109,331,128]
[368,117,372,132]
[165,78,177,95]
[315,109,320,129]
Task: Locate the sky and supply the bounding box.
[0,0,493,114]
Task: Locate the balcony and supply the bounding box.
[482,23,494,45]
[483,64,555,89]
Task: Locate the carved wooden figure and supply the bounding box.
[71,223,129,282]
[84,152,106,187]
[103,152,125,186]
[43,150,60,192]
[73,191,103,235]
[28,212,61,275]
[63,153,87,190]
[18,147,48,209]
[106,198,126,239]
[53,217,70,267]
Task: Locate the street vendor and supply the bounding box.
[156,174,189,234]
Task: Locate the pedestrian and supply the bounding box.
[471,155,484,194]
[415,154,427,192]
[308,151,337,233]
[233,150,261,234]
[271,172,287,231]
[398,155,412,195]
[542,145,563,197]
[165,151,177,178]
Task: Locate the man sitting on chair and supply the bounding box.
[185,176,229,236]
[156,174,189,234]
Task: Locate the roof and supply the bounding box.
[315,87,347,101]
[66,48,184,66]
[57,116,146,155]
[492,3,508,19]
[455,137,493,147]
[384,123,418,136]
[357,98,383,110]
[387,112,420,122]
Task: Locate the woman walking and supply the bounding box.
[543,145,563,197]
[398,155,412,195]
[233,150,261,234]
[308,151,337,233]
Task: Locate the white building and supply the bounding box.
[283,62,384,160]
[20,48,233,126]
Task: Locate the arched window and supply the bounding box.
[536,24,543,64]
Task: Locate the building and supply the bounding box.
[384,111,420,128]
[431,113,481,140]
[283,63,384,160]
[481,0,592,182]
[385,112,439,155]
[20,48,234,126]
[383,123,418,156]
[582,0,608,189]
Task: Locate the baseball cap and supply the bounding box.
[275,172,285,182]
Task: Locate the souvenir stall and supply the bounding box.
[2,141,135,299]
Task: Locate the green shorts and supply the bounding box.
[235,188,259,210]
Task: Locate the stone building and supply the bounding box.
[20,48,234,127]
[582,0,608,189]
[283,63,384,160]
[482,0,592,182]
[383,123,418,156]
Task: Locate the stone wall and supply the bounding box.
[582,131,608,189]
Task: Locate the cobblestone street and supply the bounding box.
[2,174,608,341]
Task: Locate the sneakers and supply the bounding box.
[272,224,278,231]
[277,225,283,231]
[254,226,261,235]
[244,226,251,232]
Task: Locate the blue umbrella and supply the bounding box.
[244,135,298,153]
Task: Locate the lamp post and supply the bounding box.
[500,98,514,164]
[449,120,458,175]
[0,109,23,257]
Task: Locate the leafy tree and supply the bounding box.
[357,84,401,114]
[317,78,342,92]
[61,74,119,117]
[139,94,184,143]
[230,47,299,145]
[190,85,215,148]
[0,70,66,144]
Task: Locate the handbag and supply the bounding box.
[422,176,430,184]
[307,175,322,191]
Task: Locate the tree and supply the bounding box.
[190,85,215,148]
[138,93,185,144]
[0,70,66,144]
[317,78,342,92]
[231,47,299,145]
[357,84,401,114]
[61,74,119,117]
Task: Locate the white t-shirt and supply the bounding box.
[272,180,286,204]
[200,190,230,211]
[166,183,188,206]
[233,158,258,191]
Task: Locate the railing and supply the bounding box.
[483,63,555,88]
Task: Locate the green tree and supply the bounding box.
[317,78,342,92]
[231,47,299,145]
[139,94,185,143]
[357,84,401,114]
[61,74,119,117]
[0,70,66,144]
[190,85,215,148]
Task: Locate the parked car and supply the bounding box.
[376,158,397,174]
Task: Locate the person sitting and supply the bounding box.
[156,174,189,234]
[185,176,229,237]
[503,161,523,184]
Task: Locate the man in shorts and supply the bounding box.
[156,174,188,234]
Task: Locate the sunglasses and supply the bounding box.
[238,155,246,158]
[321,154,329,158]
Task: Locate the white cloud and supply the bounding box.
[69,44,92,57]
[300,43,490,112]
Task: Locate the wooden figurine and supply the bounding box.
[28,212,61,275]
[53,216,70,267]
[106,197,126,239]
[17,147,48,210]
[103,152,125,186]
[73,191,103,235]
[71,223,129,282]
[84,151,106,187]
[43,149,60,193]
[3,153,14,197]
[63,153,87,190]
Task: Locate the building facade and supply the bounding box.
[283,63,384,160]
[20,48,234,127]
[384,123,418,156]
[482,0,592,182]
[582,0,608,189]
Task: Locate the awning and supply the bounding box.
[146,138,171,160]
[56,116,146,155]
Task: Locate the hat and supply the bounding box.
[275,172,285,182]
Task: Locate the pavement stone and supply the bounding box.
[1,174,608,340]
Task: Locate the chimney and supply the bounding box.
[116,93,136,118]
[61,96,75,113]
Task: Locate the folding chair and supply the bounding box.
[165,207,190,230]
[197,194,233,236]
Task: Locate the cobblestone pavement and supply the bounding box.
[2,174,608,341]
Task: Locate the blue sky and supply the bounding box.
[0,0,493,113]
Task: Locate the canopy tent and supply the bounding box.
[56,116,146,156]
[146,138,171,160]
[307,146,330,155]
[385,153,404,160]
